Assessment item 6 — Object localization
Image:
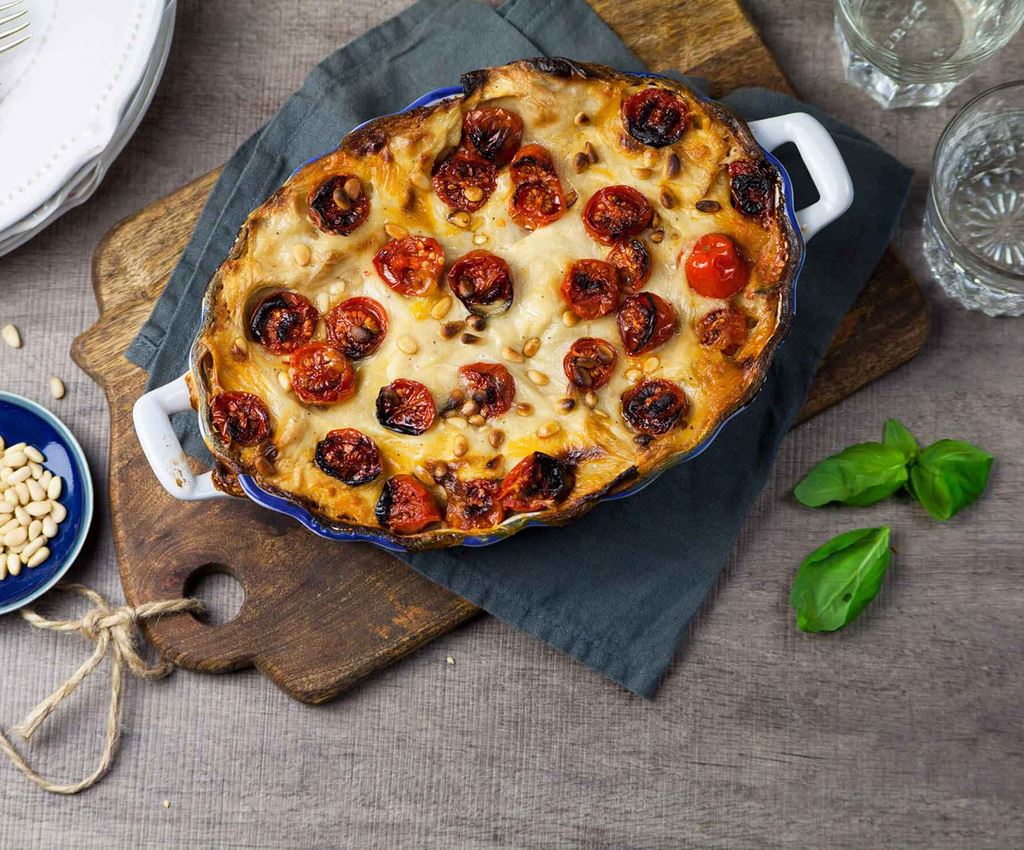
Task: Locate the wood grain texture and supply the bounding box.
[2,1,1022,847]
[69,0,928,704]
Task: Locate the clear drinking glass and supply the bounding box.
[924,81,1024,315]
[835,0,1024,108]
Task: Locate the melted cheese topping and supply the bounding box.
[196,61,794,544]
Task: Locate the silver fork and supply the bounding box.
[0,0,29,56]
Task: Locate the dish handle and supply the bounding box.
[132,374,228,501]
[747,112,854,242]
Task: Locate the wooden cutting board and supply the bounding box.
[71,0,929,704]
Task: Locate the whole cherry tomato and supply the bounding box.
[684,234,749,299]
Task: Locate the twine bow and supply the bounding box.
[0,583,203,795]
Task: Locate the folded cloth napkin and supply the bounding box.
[127,0,911,697]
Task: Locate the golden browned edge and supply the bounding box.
[191,57,801,552]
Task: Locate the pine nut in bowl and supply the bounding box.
[0,393,93,616]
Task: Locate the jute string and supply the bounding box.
[0,583,203,795]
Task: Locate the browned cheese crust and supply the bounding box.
[191,58,800,550]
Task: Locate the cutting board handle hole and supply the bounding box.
[184,565,246,626]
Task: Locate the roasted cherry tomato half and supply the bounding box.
[445,478,506,531]
[432,152,497,212]
[563,337,618,390]
[314,428,382,486]
[499,452,575,514]
[457,362,516,419]
[462,107,524,166]
[684,233,750,299]
[288,342,356,405]
[621,87,689,147]
[561,259,621,319]
[308,175,370,235]
[325,297,388,359]
[728,158,775,220]
[375,379,437,435]
[621,379,689,435]
[617,292,677,356]
[509,144,558,183]
[606,237,652,293]
[210,391,271,446]
[696,306,749,356]
[583,185,654,245]
[447,250,514,316]
[373,235,445,297]
[509,179,566,230]
[375,474,443,535]
[248,291,319,355]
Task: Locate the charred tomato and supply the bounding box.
[509,179,566,230]
[621,88,690,147]
[563,337,618,390]
[457,363,516,418]
[375,379,437,435]
[288,342,356,405]
[314,428,382,486]
[499,452,575,514]
[462,107,524,166]
[684,233,750,299]
[447,250,514,316]
[696,306,749,356]
[621,379,689,435]
[210,392,271,446]
[728,158,776,220]
[617,292,677,356]
[432,152,497,212]
[606,237,652,293]
[509,144,558,183]
[308,175,369,235]
[325,297,388,359]
[248,291,318,355]
[373,235,445,297]
[583,186,654,245]
[375,474,443,535]
[445,478,506,531]
[561,259,621,319]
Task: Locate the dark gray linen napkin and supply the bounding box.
[128,0,912,697]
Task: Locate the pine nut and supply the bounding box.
[278,371,291,391]
[488,430,505,449]
[643,148,659,168]
[453,435,469,457]
[2,324,21,349]
[0,468,8,483]
[584,141,598,163]
[50,501,67,523]
[448,211,472,229]
[696,199,721,213]
[20,536,44,563]
[527,369,549,386]
[632,166,652,179]
[644,356,661,372]
[42,517,57,538]
[468,414,486,427]
[49,376,66,399]
[26,501,50,518]
[0,500,11,512]
[14,505,29,525]
[537,422,561,439]
[411,171,432,191]
[523,337,541,357]
[650,229,665,243]
[445,416,468,430]
[460,400,480,417]
[584,390,598,409]
[27,547,49,569]
[431,461,449,480]
[384,222,409,240]
[556,397,576,413]
[440,320,465,340]
[0,519,18,536]
[29,462,42,480]
[431,295,453,320]
[6,553,20,576]
[3,450,26,469]
[24,446,43,464]
[502,346,525,363]
[573,152,590,174]
[472,233,487,246]
[659,187,675,209]
[515,402,533,416]
[28,519,41,542]
[315,292,329,313]
[574,111,590,125]
[665,153,681,178]
[26,479,44,502]
[466,315,486,332]
[3,526,27,547]
[8,466,30,485]
[397,336,419,355]
[14,482,29,505]
[463,186,484,203]
[460,333,481,345]
[343,177,362,200]
[561,310,578,328]
[292,243,311,266]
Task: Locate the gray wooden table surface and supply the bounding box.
[1,2,1022,847]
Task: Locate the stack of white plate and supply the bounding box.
[0,0,176,257]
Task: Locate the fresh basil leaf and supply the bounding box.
[791,526,892,633]
[794,443,909,508]
[907,439,994,521]
[883,418,918,462]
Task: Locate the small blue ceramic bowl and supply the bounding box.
[0,393,93,615]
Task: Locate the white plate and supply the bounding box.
[0,0,167,239]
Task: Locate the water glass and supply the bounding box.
[923,81,1024,315]
[835,0,1024,108]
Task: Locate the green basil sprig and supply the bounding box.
[791,526,892,633]
[794,419,992,521]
